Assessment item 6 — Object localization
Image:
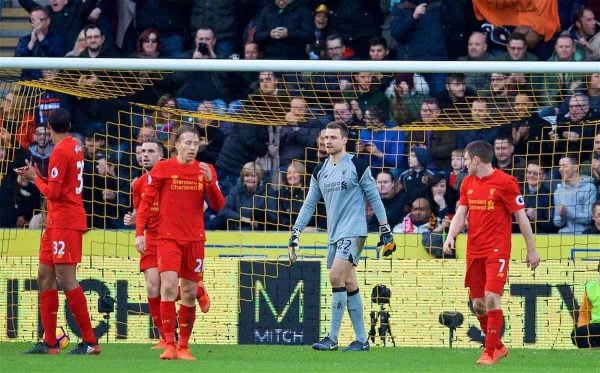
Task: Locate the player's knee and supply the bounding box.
[472,299,486,315]
[329,272,345,287]
[484,293,501,310]
[146,280,160,297]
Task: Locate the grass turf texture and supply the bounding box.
[0,343,596,372]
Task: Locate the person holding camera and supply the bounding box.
[289,121,396,352]
[171,27,230,113]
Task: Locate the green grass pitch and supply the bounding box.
[0,343,597,372]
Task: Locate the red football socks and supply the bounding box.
[160,301,177,344]
[148,296,163,339]
[65,287,96,344]
[485,309,504,354]
[178,304,196,348]
[40,289,59,346]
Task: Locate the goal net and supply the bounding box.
[0,58,598,348]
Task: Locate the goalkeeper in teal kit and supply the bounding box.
[288,121,396,352]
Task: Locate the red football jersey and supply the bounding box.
[459,169,524,258]
[135,158,225,242]
[132,172,159,245]
[34,136,87,231]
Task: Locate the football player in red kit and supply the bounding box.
[135,127,225,360]
[16,108,100,355]
[444,140,540,365]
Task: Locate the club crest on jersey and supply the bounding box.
[147,174,152,184]
[50,167,58,178]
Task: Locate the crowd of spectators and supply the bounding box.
[1,1,600,256]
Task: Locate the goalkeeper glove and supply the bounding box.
[377,224,396,257]
[288,228,300,263]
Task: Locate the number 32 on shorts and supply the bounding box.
[195,259,204,273]
[53,240,65,257]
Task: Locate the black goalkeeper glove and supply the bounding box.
[377,224,396,257]
[288,228,300,263]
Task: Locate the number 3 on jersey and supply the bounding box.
[53,240,65,257]
[76,160,84,194]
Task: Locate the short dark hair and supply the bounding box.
[174,127,198,142]
[562,153,580,165]
[142,138,164,151]
[326,33,343,45]
[465,140,493,164]
[364,105,386,123]
[368,36,388,49]
[507,32,527,45]
[446,73,465,84]
[31,6,49,17]
[326,121,349,138]
[83,23,103,37]
[377,168,396,182]
[47,108,71,133]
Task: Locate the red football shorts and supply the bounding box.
[139,243,158,272]
[39,228,83,266]
[157,239,205,282]
[465,255,510,299]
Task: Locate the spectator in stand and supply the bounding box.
[458,31,495,93]
[145,94,180,151]
[0,130,29,227]
[457,99,501,149]
[29,123,54,178]
[0,91,36,151]
[215,117,268,196]
[343,72,389,121]
[65,29,86,57]
[279,97,320,169]
[324,33,354,61]
[305,127,329,175]
[580,133,600,188]
[15,6,65,80]
[482,72,514,120]
[173,27,230,113]
[306,4,329,59]
[93,150,131,229]
[547,94,600,165]
[399,147,435,204]
[194,101,224,166]
[79,23,119,58]
[127,29,168,105]
[18,0,96,49]
[553,154,596,234]
[386,73,429,125]
[254,0,312,60]
[217,161,268,230]
[326,0,383,59]
[435,74,475,113]
[509,93,548,158]
[393,197,439,234]
[190,0,249,59]
[447,149,467,193]
[493,136,526,183]
[582,201,600,234]
[35,70,73,127]
[558,72,600,117]
[367,36,395,92]
[227,42,263,104]
[266,160,322,231]
[390,0,473,93]
[130,0,187,58]
[569,7,600,61]
[419,98,456,171]
[329,100,361,153]
[367,169,409,232]
[497,32,538,95]
[357,105,406,171]
[425,173,457,221]
[521,159,555,234]
[539,34,586,114]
